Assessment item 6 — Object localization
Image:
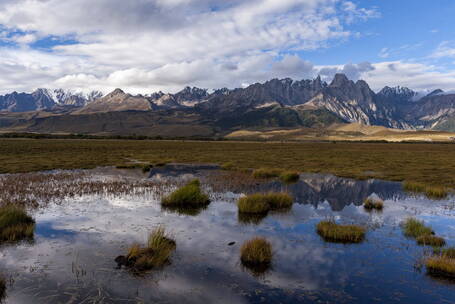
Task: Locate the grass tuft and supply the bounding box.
[417,234,446,247]
[240,237,272,266]
[279,171,300,183]
[162,179,210,208]
[316,220,366,243]
[402,218,433,238]
[237,192,293,214]
[238,195,270,214]
[124,227,176,271]
[0,205,35,243]
[403,181,448,200]
[363,197,384,211]
[252,168,282,179]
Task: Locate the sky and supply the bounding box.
[0,0,454,95]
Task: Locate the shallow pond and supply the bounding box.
[0,165,454,303]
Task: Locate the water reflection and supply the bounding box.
[0,169,453,303]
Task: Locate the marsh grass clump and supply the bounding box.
[402,218,433,239]
[363,198,384,211]
[403,181,448,200]
[161,179,210,208]
[238,195,270,214]
[279,171,300,183]
[252,168,282,179]
[417,234,446,247]
[316,220,366,243]
[119,227,176,271]
[237,193,293,215]
[426,256,455,279]
[0,205,35,243]
[240,237,272,268]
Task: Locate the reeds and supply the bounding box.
[0,205,35,243]
[316,220,366,243]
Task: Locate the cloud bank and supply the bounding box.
[0,0,453,94]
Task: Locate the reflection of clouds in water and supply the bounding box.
[1,172,455,303]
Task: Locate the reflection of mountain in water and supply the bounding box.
[257,174,405,211]
[148,164,405,212]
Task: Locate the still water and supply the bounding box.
[0,165,454,303]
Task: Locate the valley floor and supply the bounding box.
[1,139,455,188]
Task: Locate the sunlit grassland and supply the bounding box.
[1,139,455,189]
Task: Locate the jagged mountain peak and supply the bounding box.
[330,73,352,87]
[108,88,126,97]
[426,89,444,97]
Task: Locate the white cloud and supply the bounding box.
[0,0,379,94]
[359,61,455,92]
[431,41,455,59]
[318,61,375,81]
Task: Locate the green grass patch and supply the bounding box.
[402,218,433,238]
[403,181,449,200]
[123,227,176,271]
[252,168,283,179]
[279,171,300,183]
[316,220,366,243]
[363,198,384,211]
[162,179,210,208]
[0,205,35,243]
[237,192,293,214]
[241,237,272,266]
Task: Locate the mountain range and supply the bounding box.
[1,74,455,137]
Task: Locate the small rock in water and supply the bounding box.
[115,255,128,268]
[228,242,236,246]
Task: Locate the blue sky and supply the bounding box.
[303,0,455,66]
[0,0,454,94]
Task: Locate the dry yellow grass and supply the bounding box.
[240,237,272,265]
[316,221,366,243]
[426,256,455,278]
[2,139,455,189]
